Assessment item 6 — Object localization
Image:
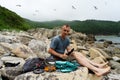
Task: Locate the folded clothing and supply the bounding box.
[55,61,79,73]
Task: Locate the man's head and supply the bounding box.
[61,24,70,37]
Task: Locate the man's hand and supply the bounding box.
[66,48,74,55]
[48,48,68,60]
[59,53,68,60]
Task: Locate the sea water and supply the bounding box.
[95,35,120,43]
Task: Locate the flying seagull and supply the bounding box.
[93,6,98,10]
[72,5,76,9]
[53,9,56,11]
[105,2,107,5]
[16,5,21,7]
[35,10,39,12]
[33,13,36,16]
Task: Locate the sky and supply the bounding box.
[0,0,120,22]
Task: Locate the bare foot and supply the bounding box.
[94,67,110,77]
[97,62,109,68]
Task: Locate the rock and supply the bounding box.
[0,43,14,56]
[0,43,37,59]
[0,28,118,80]
[0,66,23,80]
[0,56,25,80]
[104,46,120,57]
[81,50,89,57]
[98,39,106,42]
[94,42,104,48]
[112,56,120,62]
[89,48,106,60]
[28,39,50,59]
[1,56,25,67]
[104,40,113,48]
[11,43,37,59]
[0,46,6,56]
[0,60,3,69]
[0,34,20,43]
[91,57,106,65]
[109,60,120,69]
[96,48,111,60]
[0,77,2,80]
[17,35,34,45]
[70,33,87,41]
[77,46,88,52]
[106,73,120,80]
[15,67,89,80]
[88,74,103,80]
[86,34,96,43]
[69,39,78,50]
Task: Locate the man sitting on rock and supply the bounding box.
[48,24,110,76]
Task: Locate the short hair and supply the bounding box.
[62,24,70,28]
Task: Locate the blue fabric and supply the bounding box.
[23,58,45,73]
[50,35,70,54]
[55,61,79,73]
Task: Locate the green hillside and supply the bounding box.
[26,19,120,35]
[25,19,70,29]
[0,6,31,31]
[69,20,120,35]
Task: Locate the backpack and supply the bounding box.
[22,57,46,73]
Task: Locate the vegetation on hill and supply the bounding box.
[0,6,31,31]
[26,19,120,35]
[70,20,120,35]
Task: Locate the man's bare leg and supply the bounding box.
[78,52,108,68]
[72,51,108,68]
[72,52,110,76]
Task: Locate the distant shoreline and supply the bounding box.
[95,35,120,43]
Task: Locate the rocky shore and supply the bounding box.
[0,28,120,80]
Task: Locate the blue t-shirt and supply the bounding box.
[50,35,70,54]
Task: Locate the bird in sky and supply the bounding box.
[72,5,76,9]
[93,6,98,10]
[35,10,39,12]
[105,2,107,5]
[53,9,56,11]
[33,13,36,16]
[16,5,21,7]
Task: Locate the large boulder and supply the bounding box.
[28,39,50,59]
[11,43,37,59]
[15,67,89,80]
[0,56,25,80]
[89,47,106,60]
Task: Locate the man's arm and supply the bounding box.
[48,48,68,60]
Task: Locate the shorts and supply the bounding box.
[46,55,75,61]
